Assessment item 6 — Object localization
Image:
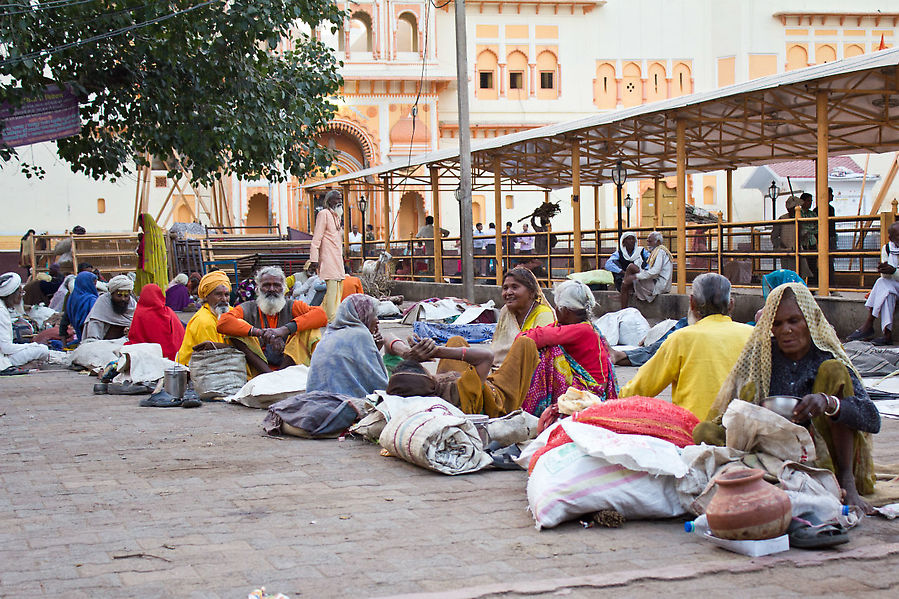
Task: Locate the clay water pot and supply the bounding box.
[705,467,792,540]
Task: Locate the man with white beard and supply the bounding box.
[618,273,754,421]
[309,189,346,322]
[0,272,51,371]
[217,266,327,376]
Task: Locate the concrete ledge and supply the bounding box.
[391,281,871,337]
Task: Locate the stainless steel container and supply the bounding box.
[164,369,188,399]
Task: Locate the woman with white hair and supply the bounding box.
[165,273,192,311]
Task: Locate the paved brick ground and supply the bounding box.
[2,362,899,598]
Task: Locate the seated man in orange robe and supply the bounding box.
[217,266,326,377]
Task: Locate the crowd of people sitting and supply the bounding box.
[0,230,887,517]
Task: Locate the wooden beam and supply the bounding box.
[654,177,662,227]
[676,119,687,294]
[383,177,391,251]
[341,184,351,250]
[154,181,178,224]
[430,167,443,281]
[494,157,503,285]
[816,91,830,296]
[571,140,582,273]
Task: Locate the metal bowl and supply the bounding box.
[760,395,800,419]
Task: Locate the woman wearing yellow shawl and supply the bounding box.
[135,214,169,295]
[704,283,880,513]
[490,266,555,367]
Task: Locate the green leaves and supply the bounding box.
[0,0,343,184]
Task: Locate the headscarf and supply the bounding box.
[66,271,99,341]
[885,240,899,269]
[168,273,189,289]
[305,294,388,397]
[785,196,802,211]
[0,272,21,298]
[619,231,643,264]
[198,271,232,300]
[553,279,595,312]
[710,282,858,421]
[49,274,75,312]
[125,283,186,360]
[492,267,555,366]
[107,275,134,294]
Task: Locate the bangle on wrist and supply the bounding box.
[460,347,467,361]
[824,394,841,417]
[388,338,401,354]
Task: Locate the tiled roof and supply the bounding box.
[769,156,863,178]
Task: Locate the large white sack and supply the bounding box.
[526,422,687,529]
[70,338,126,371]
[350,392,465,442]
[616,307,650,346]
[594,312,620,346]
[27,305,56,329]
[379,411,492,475]
[225,365,309,409]
[116,343,186,384]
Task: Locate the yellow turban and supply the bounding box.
[198,271,232,299]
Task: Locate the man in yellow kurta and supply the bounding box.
[619,273,753,421]
[175,271,232,366]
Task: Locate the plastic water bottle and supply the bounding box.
[684,514,710,535]
[841,505,851,516]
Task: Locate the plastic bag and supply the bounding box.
[617,308,650,345]
[379,411,492,475]
[189,347,247,400]
[70,338,125,372]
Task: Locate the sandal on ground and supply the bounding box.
[107,382,154,395]
[788,521,849,549]
[139,390,182,408]
[93,383,108,394]
[846,328,876,342]
[872,335,894,346]
[179,390,202,408]
[0,366,29,376]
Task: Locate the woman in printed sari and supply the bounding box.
[383,280,617,418]
[135,214,169,295]
[491,266,555,366]
[701,283,880,513]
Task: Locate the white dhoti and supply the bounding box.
[865,277,899,332]
[633,277,659,302]
[4,342,49,366]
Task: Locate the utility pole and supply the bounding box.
[454,0,475,300]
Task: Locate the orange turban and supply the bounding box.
[198,271,231,299]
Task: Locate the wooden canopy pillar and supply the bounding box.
[341,183,351,249]
[382,176,391,251]
[676,119,687,294]
[494,157,503,285]
[430,167,443,281]
[653,176,662,227]
[726,169,734,250]
[816,91,831,296]
[571,140,582,273]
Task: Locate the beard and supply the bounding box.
[111,298,130,315]
[257,290,286,316]
[212,301,231,316]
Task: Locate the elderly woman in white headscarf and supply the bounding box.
[604,231,650,292]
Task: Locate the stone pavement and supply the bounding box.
[2,364,899,598]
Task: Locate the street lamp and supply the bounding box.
[610,160,628,253]
[357,194,368,260]
[766,180,780,220]
[624,193,634,227]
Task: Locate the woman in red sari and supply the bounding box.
[126,284,185,360]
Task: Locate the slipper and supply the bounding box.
[93,383,108,394]
[487,442,524,470]
[872,335,894,346]
[139,390,183,408]
[846,328,876,342]
[788,522,849,549]
[108,382,154,395]
[0,366,29,376]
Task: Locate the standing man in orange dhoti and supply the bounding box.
[310,189,346,322]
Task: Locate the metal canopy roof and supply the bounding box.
[305,47,899,191]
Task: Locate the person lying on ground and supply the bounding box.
[846,221,899,346]
[604,231,650,291]
[0,272,51,368]
[619,273,753,421]
[701,283,881,513]
[81,274,136,341]
[383,280,617,417]
[305,294,388,397]
[176,271,233,366]
[491,266,555,367]
[125,283,185,361]
[217,265,327,376]
[165,273,193,312]
[619,230,672,310]
[610,316,688,367]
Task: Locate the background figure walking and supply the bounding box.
[310,190,346,321]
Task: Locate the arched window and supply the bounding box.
[536,50,558,100]
[646,62,666,103]
[816,44,836,64]
[844,43,864,58]
[594,62,616,109]
[349,12,372,53]
[703,185,715,206]
[621,62,642,107]
[786,44,808,71]
[476,50,498,100]
[397,13,418,53]
[507,50,529,99]
[672,62,691,97]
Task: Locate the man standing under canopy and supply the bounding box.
[309,190,346,321]
[82,275,136,341]
[176,271,233,366]
[217,266,327,376]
